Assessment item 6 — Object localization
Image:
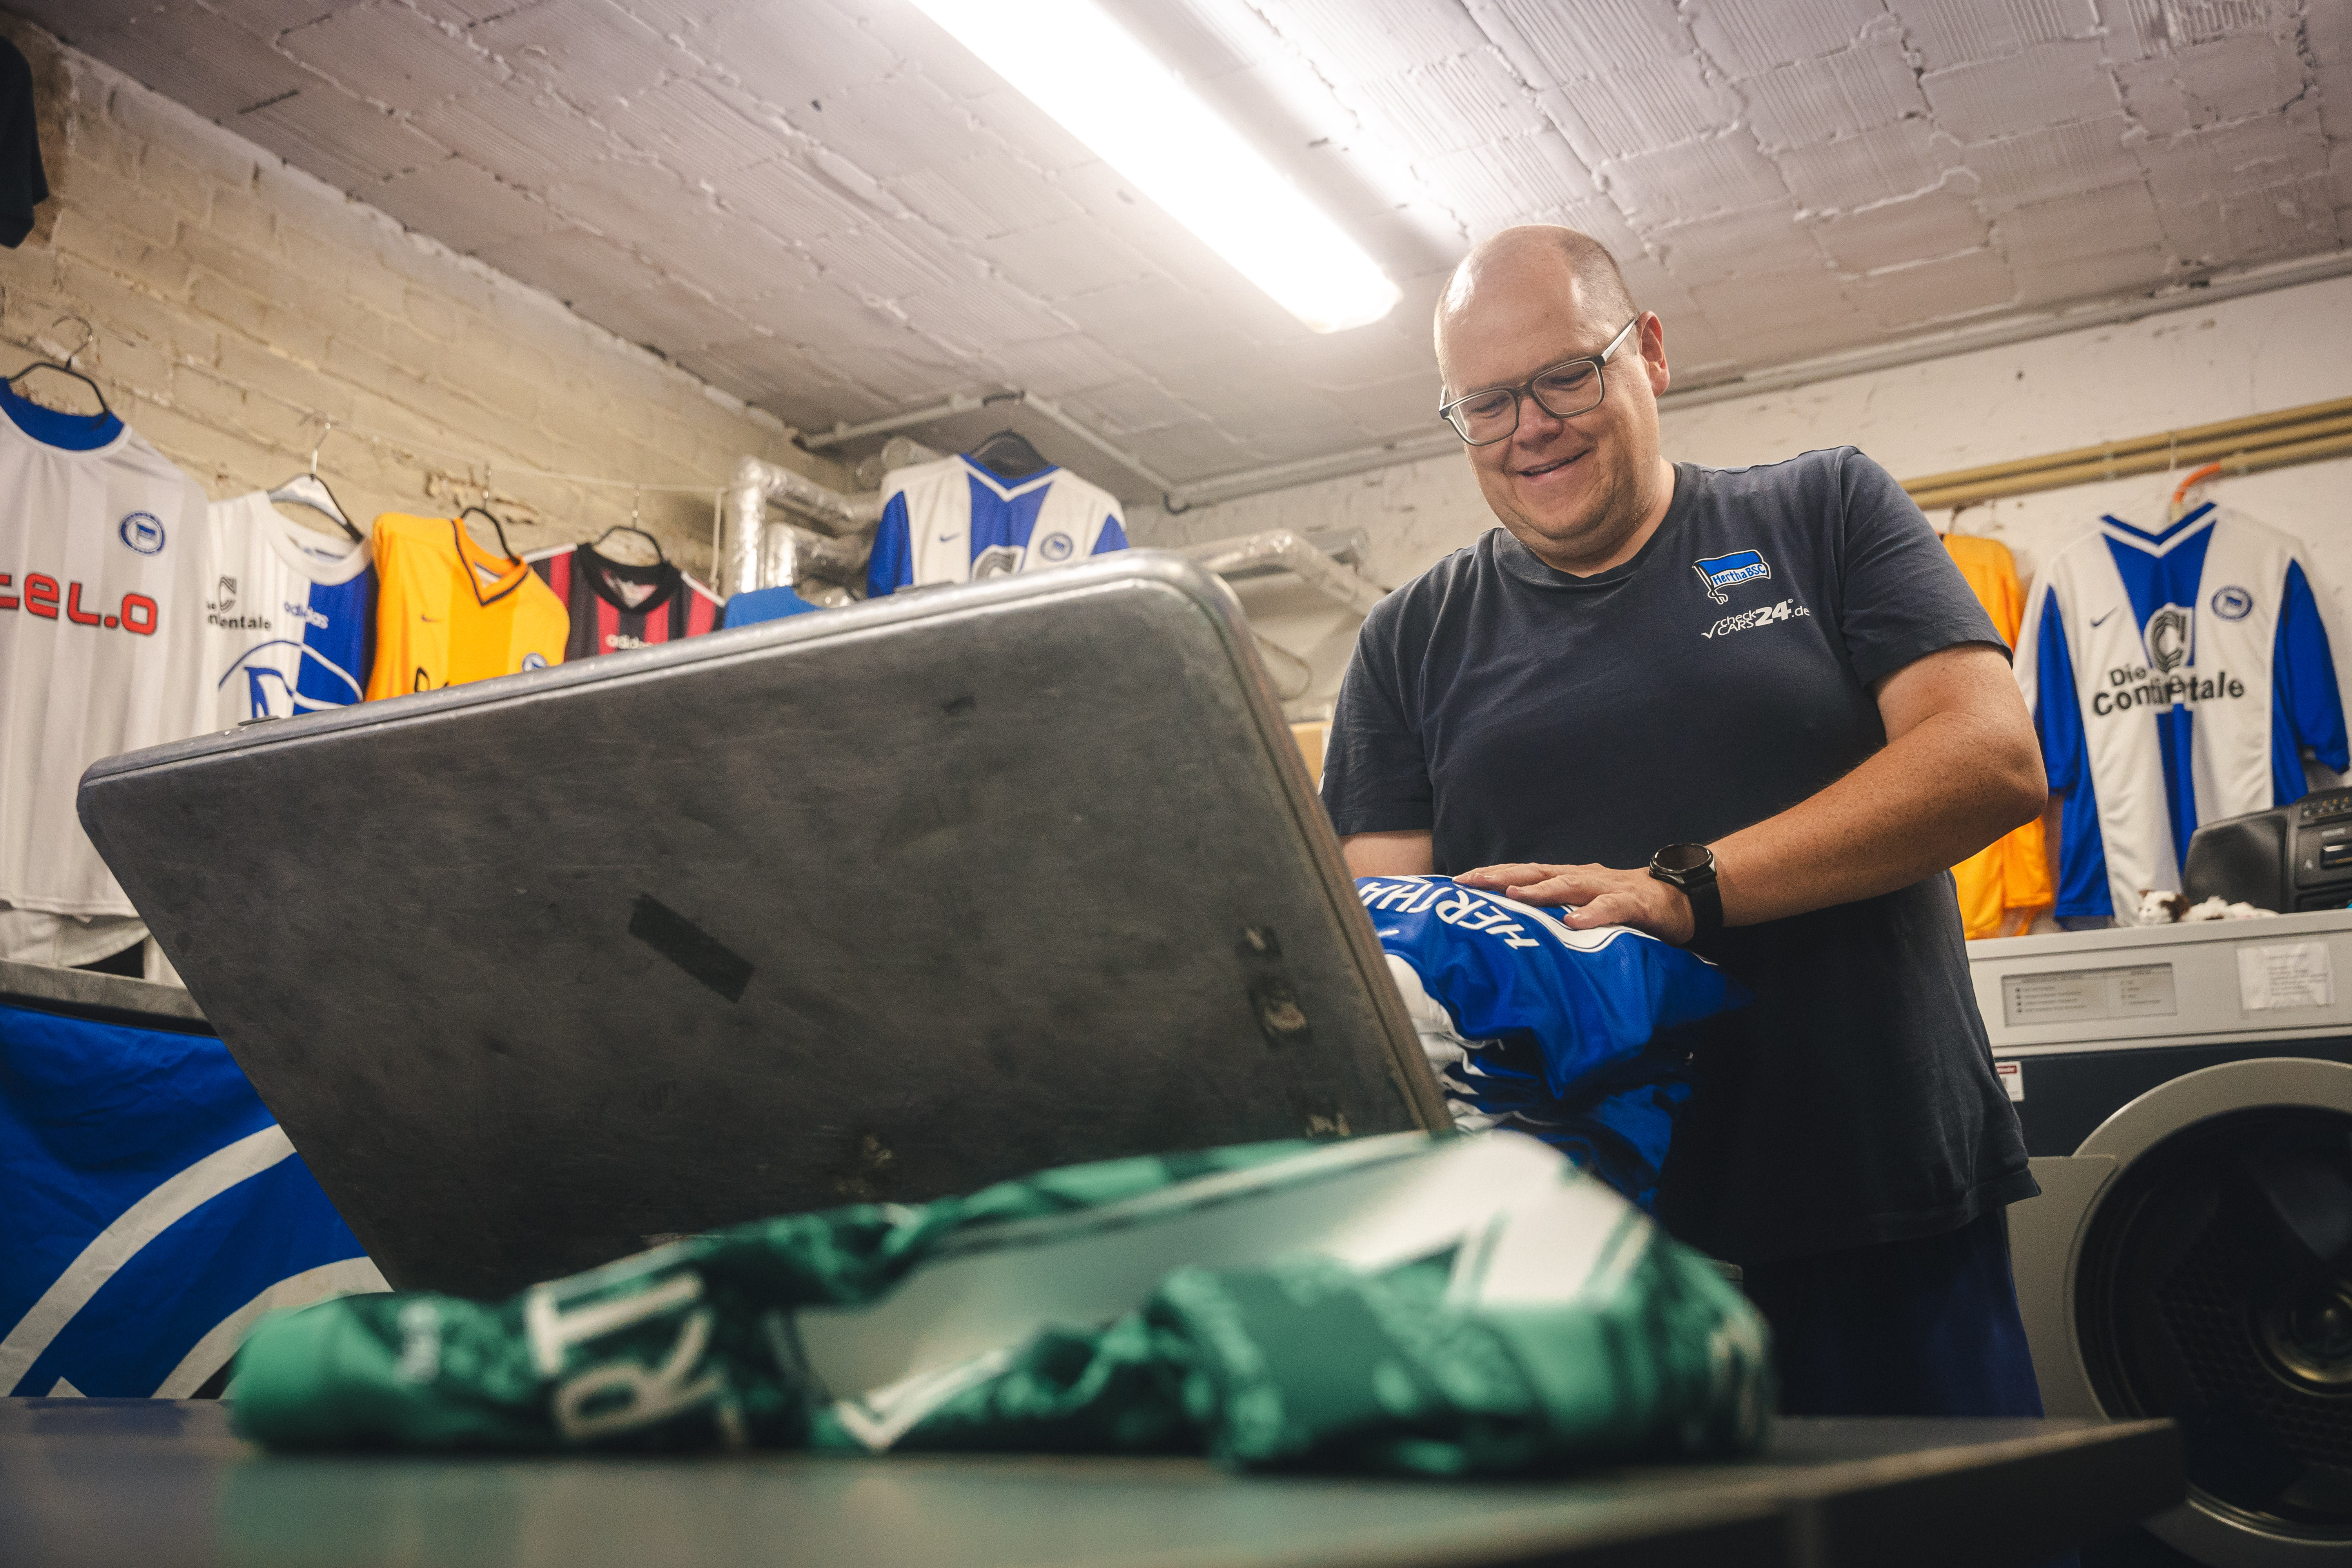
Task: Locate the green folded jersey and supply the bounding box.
[232,1131,1771,1473]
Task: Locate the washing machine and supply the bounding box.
[1975,909,2352,1566]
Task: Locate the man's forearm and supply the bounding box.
[1710,704,2043,927]
[1341,829,1435,877]
[1453,643,2047,942]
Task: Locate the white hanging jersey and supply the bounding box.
[2014,503,2348,920]
[0,387,209,918]
[203,494,374,727]
[865,454,1127,597]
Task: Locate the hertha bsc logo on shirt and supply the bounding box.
[118,512,166,554]
[1692,550,1769,604]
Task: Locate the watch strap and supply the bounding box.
[1648,843,1722,946]
[1679,873,1723,944]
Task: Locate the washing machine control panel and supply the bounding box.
[1971,908,2352,1053]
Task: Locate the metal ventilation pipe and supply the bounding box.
[760,519,870,593]
[721,456,884,597]
[854,436,943,491]
[1177,530,1388,619]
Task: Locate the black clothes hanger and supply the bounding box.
[459,504,517,563]
[268,426,362,543]
[591,492,668,567]
[8,314,109,419]
[591,525,667,564]
[966,428,1051,480]
[269,471,363,543]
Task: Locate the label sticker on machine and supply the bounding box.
[2003,964,2177,1027]
[1995,1061,2023,1102]
[2238,942,2335,1012]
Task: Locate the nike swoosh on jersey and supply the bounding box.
[2089,608,2116,626]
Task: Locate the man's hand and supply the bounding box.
[1454,862,1695,943]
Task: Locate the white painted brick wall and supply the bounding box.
[1132,275,2352,724]
[0,20,851,581]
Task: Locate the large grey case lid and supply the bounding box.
[80,553,1441,1298]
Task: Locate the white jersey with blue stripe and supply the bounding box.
[0,387,210,926]
[865,454,1127,598]
[2014,504,2348,919]
[1357,875,1750,1210]
[204,494,375,727]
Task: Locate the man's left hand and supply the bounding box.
[1454,862,1695,944]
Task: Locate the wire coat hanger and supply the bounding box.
[967,425,1051,480]
[460,504,517,563]
[457,459,519,562]
[592,489,667,566]
[8,315,111,420]
[2170,461,2223,519]
[267,421,363,543]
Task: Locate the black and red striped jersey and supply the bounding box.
[525,543,722,662]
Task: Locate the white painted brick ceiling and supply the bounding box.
[22,0,2348,494]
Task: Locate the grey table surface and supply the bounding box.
[0,1400,2178,1568]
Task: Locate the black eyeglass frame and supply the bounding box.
[1437,315,1643,446]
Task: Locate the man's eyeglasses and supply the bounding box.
[1437,316,1641,446]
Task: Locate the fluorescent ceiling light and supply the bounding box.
[907,0,1401,334]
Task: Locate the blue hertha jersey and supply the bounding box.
[1358,876,1751,1211]
[0,1005,384,1397]
[866,453,1127,598]
[2015,505,2347,918]
[205,492,376,727]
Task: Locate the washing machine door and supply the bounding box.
[2040,1059,2352,1566]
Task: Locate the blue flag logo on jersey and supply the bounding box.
[118,512,166,554]
[0,1005,383,1397]
[1692,550,1769,604]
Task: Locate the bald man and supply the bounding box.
[1324,227,2051,1420]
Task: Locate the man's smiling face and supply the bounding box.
[1434,240,1671,575]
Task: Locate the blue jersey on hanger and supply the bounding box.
[866,453,1127,599]
[722,584,823,629]
[205,492,376,726]
[1358,876,1750,1211]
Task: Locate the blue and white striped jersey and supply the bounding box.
[1358,875,1750,1211]
[866,454,1127,598]
[204,493,374,727]
[2015,505,2348,919]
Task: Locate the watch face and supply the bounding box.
[1654,842,1711,875]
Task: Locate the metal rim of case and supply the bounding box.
[2073,1058,2352,1566]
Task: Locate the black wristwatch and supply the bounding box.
[1648,843,1722,945]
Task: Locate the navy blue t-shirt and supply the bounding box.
[1323,448,2036,1265]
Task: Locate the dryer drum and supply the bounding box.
[2075,1105,2352,1541]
